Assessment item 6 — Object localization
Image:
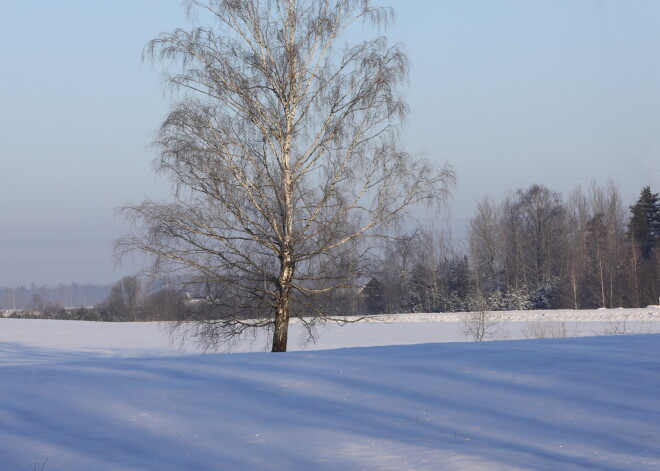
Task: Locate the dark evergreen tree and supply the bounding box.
[627,186,660,306]
[628,186,660,260]
[444,255,474,311]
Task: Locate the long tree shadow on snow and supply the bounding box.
[0,335,658,470]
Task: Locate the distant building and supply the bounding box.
[358,277,385,314]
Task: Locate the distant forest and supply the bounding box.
[373,182,660,313]
[2,182,658,321]
[0,283,111,310]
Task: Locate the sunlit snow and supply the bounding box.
[1,308,659,470]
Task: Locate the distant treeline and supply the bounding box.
[0,283,111,310]
[375,182,660,314]
[4,182,658,321]
[2,277,179,321]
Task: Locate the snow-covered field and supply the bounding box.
[1,308,659,470]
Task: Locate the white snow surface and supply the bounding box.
[1,308,659,470]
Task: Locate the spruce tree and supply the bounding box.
[628,186,659,306]
[628,186,660,260]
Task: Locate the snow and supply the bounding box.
[1,308,659,470]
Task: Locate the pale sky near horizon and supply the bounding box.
[2,0,660,287]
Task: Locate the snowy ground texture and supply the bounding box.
[1,308,659,470]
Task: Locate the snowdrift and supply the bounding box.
[0,311,659,470]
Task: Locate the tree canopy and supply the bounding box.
[118,0,453,352]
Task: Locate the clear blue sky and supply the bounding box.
[2,0,660,287]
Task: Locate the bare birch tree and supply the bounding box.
[468,197,501,294]
[566,186,590,309]
[117,0,454,352]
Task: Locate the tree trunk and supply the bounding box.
[272,303,290,352]
[272,252,294,352]
[630,241,641,307]
[271,23,297,352]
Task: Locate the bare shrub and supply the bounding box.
[521,321,575,339]
[599,316,650,336]
[462,298,504,342]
